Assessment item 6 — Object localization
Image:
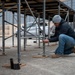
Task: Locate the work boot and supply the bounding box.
[51,54,62,58]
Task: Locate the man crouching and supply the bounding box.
[43,15,75,58]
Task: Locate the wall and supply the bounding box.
[63,0,75,10]
[0,24,17,37]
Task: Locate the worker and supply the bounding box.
[43,15,75,58]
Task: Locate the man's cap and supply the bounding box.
[52,15,62,23]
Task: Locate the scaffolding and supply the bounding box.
[0,0,75,65]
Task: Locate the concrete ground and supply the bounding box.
[0,37,75,75]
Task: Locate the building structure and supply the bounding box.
[62,0,75,29]
[62,0,75,10]
[0,0,75,64]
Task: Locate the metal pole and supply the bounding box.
[2,2,5,55]
[5,33,16,40]
[0,5,17,17]
[65,11,68,21]
[17,0,21,64]
[4,20,18,28]
[74,14,75,30]
[24,0,39,27]
[24,0,43,37]
[12,12,14,47]
[48,16,50,46]
[24,8,27,51]
[73,14,75,30]
[6,4,17,11]
[71,0,73,9]
[24,0,35,19]
[38,14,41,48]
[43,0,46,56]
[35,16,38,43]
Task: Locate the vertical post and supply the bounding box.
[43,0,46,56]
[58,2,60,15]
[73,14,75,30]
[48,16,50,46]
[17,0,21,64]
[36,17,37,43]
[12,12,14,47]
[71,0,73,9]
[2,2,5,55]
[71,0,73,29]
[24,8,27,51]
[38,14,41,48]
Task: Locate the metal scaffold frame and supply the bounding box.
[12,12,15,47]
[0,0,75,65]
[2,1,5,55]
[24,8,27,51]
[0,0,22,64]
[21,0,47,57]
[17,0,21,64]
[43,0,46,56]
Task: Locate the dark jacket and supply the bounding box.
[49,19,75,42]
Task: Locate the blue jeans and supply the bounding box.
[55,34,75,55]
